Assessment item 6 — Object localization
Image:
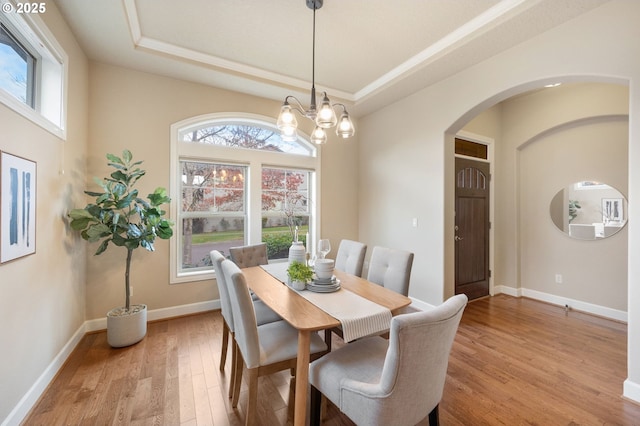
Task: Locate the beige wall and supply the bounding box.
[357,0,640,400]
[85,62,360,320]
[460,83,629,312]
[0,1,89,422]
[505,83,628,311]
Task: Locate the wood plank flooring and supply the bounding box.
[23,295,640,425]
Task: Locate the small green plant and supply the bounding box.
[68,150,174,312]
[287,261,314,283]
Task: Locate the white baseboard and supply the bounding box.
[623,379,640,404]
[493,284,522,297]
[2,300,221,426]
[1,324,86,426]
[494,286,628,323]
[84,300,220,332]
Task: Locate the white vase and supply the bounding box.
[106,304,147,348]
[290,280,307,291]
[288,241,307,265]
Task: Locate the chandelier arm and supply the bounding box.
[332,103,348,112]
[284,96,309,116]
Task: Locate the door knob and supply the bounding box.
[455,235,463,242]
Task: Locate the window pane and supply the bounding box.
[180,160,246,270]
[181,162,246,212]
[262,167,310,260]
[180,217,245,270]
[0,24,34,106]
[180,123,312,156]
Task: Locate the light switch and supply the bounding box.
[412,218,418,228]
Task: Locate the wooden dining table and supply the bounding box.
[242,265,412,426]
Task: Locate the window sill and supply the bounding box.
[0,90,66,140]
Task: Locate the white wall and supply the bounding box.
[0,1,89,423]
[358,0,640,402]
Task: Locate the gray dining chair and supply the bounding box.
[209,250,281,399]
[222,259,328,426]
[309,294,468,426]
[229,243,268,268]
[367,246,414,296]
[334,239,367,277]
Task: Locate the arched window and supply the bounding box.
[170,113,319,283]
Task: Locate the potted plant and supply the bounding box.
[68,150,174,347]
[287,261,314,290]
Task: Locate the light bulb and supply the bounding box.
[311,126,327,144]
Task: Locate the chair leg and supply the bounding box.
[287,375,296,422]
[245,368,259,426]
[428,404,439,426]
[220,321,229,371]
[324,329,332,351]
[310,385,322,426]
[229,339,238,399]
[231,350,243,408]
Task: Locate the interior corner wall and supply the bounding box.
[0,2,89,424]
[86,62,359,321]
[357,0,640,401]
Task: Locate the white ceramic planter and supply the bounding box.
[290,280,307,291]
[106,304,147,348]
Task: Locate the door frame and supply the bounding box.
[455,130,495,297]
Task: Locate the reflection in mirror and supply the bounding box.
[550,181,627,240]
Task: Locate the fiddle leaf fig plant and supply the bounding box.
[68,150,174,312]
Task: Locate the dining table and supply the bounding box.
[241,264,412,426]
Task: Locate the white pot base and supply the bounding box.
[106,304,147,347]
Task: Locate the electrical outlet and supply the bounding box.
[555,274,563,284]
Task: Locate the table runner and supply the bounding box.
[260,263,392,342]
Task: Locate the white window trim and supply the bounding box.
[170,112,321,284]
[0,7,68,139]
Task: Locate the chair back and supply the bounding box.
[334,239,367,277]
[229,243,268,268]
[210,250,234,331]
[379,294,467,424]
[366,246,414,296]
[221,259,261,369]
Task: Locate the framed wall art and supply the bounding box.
[1,151,37,263]
[602,197,623,223]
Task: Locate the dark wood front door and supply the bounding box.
[455,157,490,300]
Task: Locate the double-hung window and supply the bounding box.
[171,113,320,283]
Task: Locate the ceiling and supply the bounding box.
[53,0,609,117]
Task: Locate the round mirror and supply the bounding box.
[550,181,627,240]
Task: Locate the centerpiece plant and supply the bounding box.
[68,150,174,347]
[287,260,314,290]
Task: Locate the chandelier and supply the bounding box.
[276,0,355,144]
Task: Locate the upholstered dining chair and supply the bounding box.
[367,246,415,296]
[209,251,281,399]
[229,243,268,268]
[309,294,468,426]
[334,239,367,277]
[221,259,328,426]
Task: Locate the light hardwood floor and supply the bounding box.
[23,295,640,425]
